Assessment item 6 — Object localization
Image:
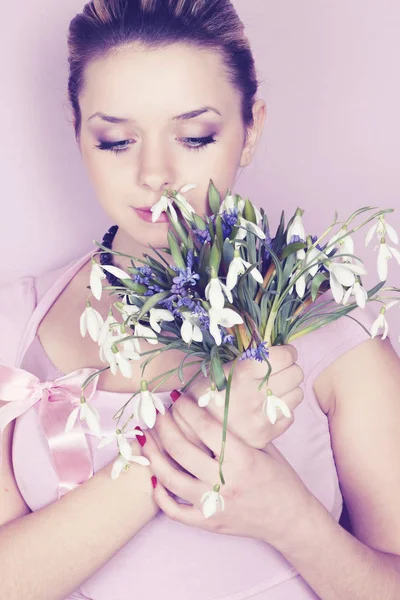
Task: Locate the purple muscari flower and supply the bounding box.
[290,234,305,244]
[177,296,197,311]
[221,208,239,238]
[194,228,212,244]
[222,334,236,345]
[239,341,269,362]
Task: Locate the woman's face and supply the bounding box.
[77,42,265,252]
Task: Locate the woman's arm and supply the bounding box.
[273,335,400,600]
[0,434,157,600]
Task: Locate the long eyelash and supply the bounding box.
[94,134,217,156]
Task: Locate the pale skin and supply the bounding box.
[74,41,400,597]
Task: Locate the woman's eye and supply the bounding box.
[94,134,217,156]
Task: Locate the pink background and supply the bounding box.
[1,0,399,351]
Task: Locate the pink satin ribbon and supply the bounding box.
[0,362,99,498]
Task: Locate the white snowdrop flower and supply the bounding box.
[101,341,134,378]
[65,397,102,438]
[218,193,236,214]
[236,217,266,241]
[174,184,197,221]
[342,281,369,309]
[205,277,233,310]
[226,251,263,291]
[370,301,398,340]
[80,303,104,342]
[130,323,158,356]
[132,382,166,429]
[149,308,175,333]
[180,313,203,344]
[111,452,150,481]
[262,390,291,425]
[98,312,119,346]
[89,261,132,301]
[151,193,178,223]
[208,307,243,346]
[327,260,367,304]
[365,216,399,247]
[287,212,306,245]
[97,427,144,460]
[376,240,400,282]
[201,486,225,519]
[198,386,225,408]
[327,226,355,260]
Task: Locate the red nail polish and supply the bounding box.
[134,427,146,447]
[170,390,181,402]
[151,476,158,489]
[156,408,160,414]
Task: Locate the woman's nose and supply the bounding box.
[137,137,176,192]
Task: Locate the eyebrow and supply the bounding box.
[87,106,222,123]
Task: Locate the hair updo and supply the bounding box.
[67,0,260,141]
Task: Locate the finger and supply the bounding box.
[142,431,207,505]
[173,397,246,463]
[266,344,298,375]
[154,410,220,482]
[152,479,217,530]
[170,405,214,457]
[268,364,305,398]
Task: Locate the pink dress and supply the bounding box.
[0,248,380,600]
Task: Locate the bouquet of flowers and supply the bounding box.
[76,180,400,517]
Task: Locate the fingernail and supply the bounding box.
[134,427,147,447]
[170,390,181,402]
[151,476,158,489]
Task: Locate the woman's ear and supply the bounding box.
[239,99,267,167]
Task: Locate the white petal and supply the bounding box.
[390,246,400,265]
[90,266,104,301]
[216,308,243,327]
[65,406,79,432]
[377,245,389,281]
[209,319,222,346]
[330,272,344,303]
[354,283,368,309]
[370,315,382,338]
[117,354,133,379]
[382,318,389,340]
[202,493,217,519]
[295,274,306,299]
[330,264,356,287]
[342,285,353,306]
[365,222,378,247]
[181,319,193,344]
[226,260,240,291]
[102,265,131,280]
[264,397,277,425]
[130,455,151,466]
[117,434,133,460]
[206,279,224,310]
[180,183,197,194]
[386,224,399,245]
[169,203,178,223]
[79,311,87,338]
[192,325,203,342]
[140,392,157,429]
[151,392,166,416]
[276,397,291,418]
[111,456,126,480]
[250,267,264,284]
[220,282,233,304]
[87,308,104,342]
[198,391,211,407]
[82,403,102,438]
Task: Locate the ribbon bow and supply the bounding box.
[0,363,100,498]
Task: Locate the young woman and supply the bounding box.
[1,1,400,599]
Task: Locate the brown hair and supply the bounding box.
[67,0,260,141]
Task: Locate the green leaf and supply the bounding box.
[367,281,386,298]
[215,215,224,247]
[222,238,235,266]
[281,242,307,259]
[208,179,221,215]
[167,230,186,269]
[311,272,328,302]
[193,214,207,230]
[210,238,222,273]
[244,198,257,224]
[136,291,170,321]
[210,346,227,391]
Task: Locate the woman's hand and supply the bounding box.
[141,399,313,547]
[174,344,304,451]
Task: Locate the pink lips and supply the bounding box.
[133,207,169,223]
